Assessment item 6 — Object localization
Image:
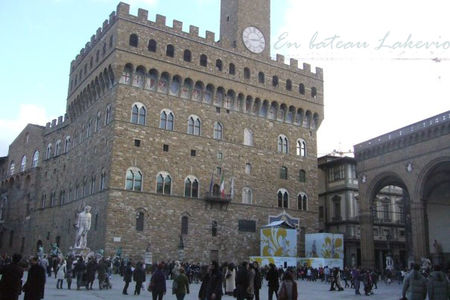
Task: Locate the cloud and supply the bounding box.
[0,104,49,156]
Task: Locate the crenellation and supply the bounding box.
[95,27,102,40]
[302,63,311,73]
[205,30,215,43]
[276,54,285,63]
[155,14,166,26]
[137,8,148,21]
[51,119,57,127]
[172,20,183,32]
[189,25,199,37]
[58,116,63,125]
[315,67,323,78]
[46,122,51,129]
[109,11,116,24]
[116,2,130,17]
[102,19,109,30]
[289,58,298,69]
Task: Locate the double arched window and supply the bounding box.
[277,189,289,208]
[125,168,142,191]
[184,176,199,198]
[298,193,308,211]
[46,144,52,160]
[187,116,201,136]
[55,140,62,156]
[160,109,174,131]
[65,136,71,153]
[296,139,307,157]
[156,172,171,195]
[278,135,289,153]
[131,103,146,125]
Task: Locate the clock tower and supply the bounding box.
[220,0,271,58]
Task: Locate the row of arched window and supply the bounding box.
[70,35,114,92]
[120,64,321,129]
[40,171,107,209]
[124,168,308,209]
[127,34,319,99]
[68,65,115,120]
[277,189,309,211]
[8,151,40,176]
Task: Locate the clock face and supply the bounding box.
[242,27,266,54]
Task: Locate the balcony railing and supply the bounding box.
[204,193,232,203]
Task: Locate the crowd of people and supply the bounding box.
[1,252,449,300]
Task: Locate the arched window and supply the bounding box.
[296,139,307,157]
[148,69,158,91]
[272,76,279,87]
[280,166,288,179]
[32,150,39,168]
[64,136,71,153]
[202,84,213,104]
[160,110,174,131]
[158,72,169,93]
[95,111,102,132]
[105,105,112,125]
[55,140,61,156]
[136,211,144,231]
[243,128,253,146]
[299,83,305,95]
[181,78,193,99]
[200,54,207,67]
[258,72,265,84]
[193,81,204,101]
[166,44,175,57]
[214,122,223,140]
[168,75,180,96]
[277,189,289,208]
[183,49,192,62]
[148,39,157,52]
[121,63,133,85]
[20,156,27,172]
[187,116,201,136]
[46,144,52,160]
[129,34,138,47]
[286,79,292,91]
[156,172,171,195]
[298,193,308,211]
[298,169,306,182]
[131,103,146,125]
[244,67,250,79]
[277,135,289,154]
[242,187,253,204]
[181,216,188,234]
[215,87,225,107]
[184,176,199,198]
[125,168,142,191]
[311,87,317,98]
[133,66,146,88]
[229,63,235,75]
[216,59,223,71]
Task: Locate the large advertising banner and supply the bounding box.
[260,227,297,257]
[305,233,344,259]
[250,256,298,268]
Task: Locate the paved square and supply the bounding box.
[18,273,403,300]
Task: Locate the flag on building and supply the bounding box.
[219,172,225,198]
[230,177,235,199]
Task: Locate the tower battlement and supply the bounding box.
[70,2,322,80]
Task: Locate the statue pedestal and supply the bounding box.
[72,247,91,259]
[431,253,443,266]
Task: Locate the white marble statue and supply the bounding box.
[74,206,92,249]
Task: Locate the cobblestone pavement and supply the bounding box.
[19,273,403,300]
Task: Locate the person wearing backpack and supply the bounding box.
[278,271,297,300]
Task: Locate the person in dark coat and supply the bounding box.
[252,262,262,300]
[150,263,167,300]
[122,261,133,295]
[235,262,249,300]
[206,261,223,300]
[73,257,86,290]
[86,257,97,290]
[266,263,279,300]
[198,266,210,300]
[133,261,146,295]
[65,256,74,289]
[0,253,23,300]
[97,258,108,289]
[22,256,46,300]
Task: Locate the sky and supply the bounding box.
[0,0,449,157]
